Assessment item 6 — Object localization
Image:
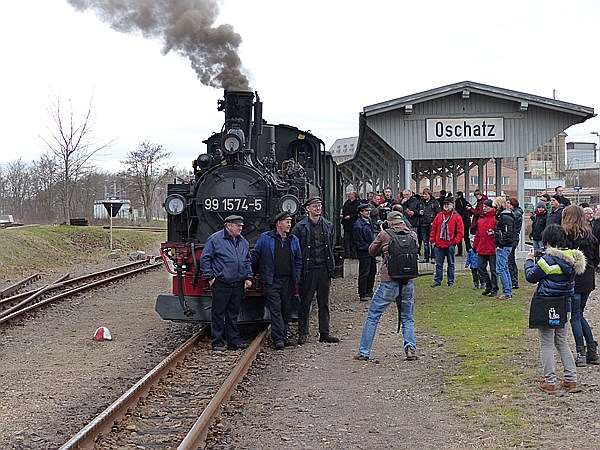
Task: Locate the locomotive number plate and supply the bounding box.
[203,197,264,212]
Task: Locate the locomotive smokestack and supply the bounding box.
[66,0,251,91]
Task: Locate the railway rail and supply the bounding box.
[0,259,161,325]
[0,273,41,298]
[60,327,268,449]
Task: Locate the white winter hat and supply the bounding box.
[93,326,113,341]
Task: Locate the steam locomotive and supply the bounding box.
[156,90,343,323]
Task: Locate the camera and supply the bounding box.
[534,248,545,258]
[379,206,391,221]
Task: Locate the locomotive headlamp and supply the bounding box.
[164,194,187,216]
[277,194,300,215]
[221,133,242,155]
[197,154,213,170]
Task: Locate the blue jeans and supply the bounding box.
[358,281,416,357]
[433,245,455,285]
[570,292,594,350]
[495,246,512,295]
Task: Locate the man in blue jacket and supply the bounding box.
[200,215,253,351]
[292,197,339,345]
[251,211,302,349]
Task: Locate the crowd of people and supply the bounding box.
[341,187,526,301]
[201,185,600,393]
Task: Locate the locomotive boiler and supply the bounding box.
[156,90,342,323]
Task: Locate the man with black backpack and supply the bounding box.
[354,210,420,362]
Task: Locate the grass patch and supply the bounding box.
[415,270,536,429]
[0,225,164,278]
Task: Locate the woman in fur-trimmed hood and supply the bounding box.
[524,243,586,298]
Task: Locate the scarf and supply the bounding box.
[440,211,454,241]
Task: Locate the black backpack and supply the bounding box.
[385,229,419,280]
[385,228,419,333]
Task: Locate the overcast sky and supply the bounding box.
[2,0,599,172]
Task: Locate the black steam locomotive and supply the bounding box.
[156,90,343,323]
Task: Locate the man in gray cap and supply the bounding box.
[200,215,253,351]
[292,197,339,344]
[251,211,302,349]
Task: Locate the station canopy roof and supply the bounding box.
[338,80,595,186]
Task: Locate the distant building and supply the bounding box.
[329,137,358,164]
[524,132,566,178]
[566,141,596,165]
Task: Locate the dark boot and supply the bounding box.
[587,341,600,365]
[575,345,587,367]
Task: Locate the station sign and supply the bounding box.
[426,118,504,142]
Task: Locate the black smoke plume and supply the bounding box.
[67,0,251,90]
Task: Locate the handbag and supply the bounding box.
[528,294,568,329]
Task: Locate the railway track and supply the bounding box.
[60,327,268,449]
[0,273,41,298]
[0,259,161,325]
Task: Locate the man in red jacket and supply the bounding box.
[472,199,498,296]
[430,199,464,287]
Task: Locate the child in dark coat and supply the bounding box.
[465,247,481,289]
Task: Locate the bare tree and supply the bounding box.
[41,95,112,223]
[30,154,60,222]
[122,141,173,223]
[3,158,32,221]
